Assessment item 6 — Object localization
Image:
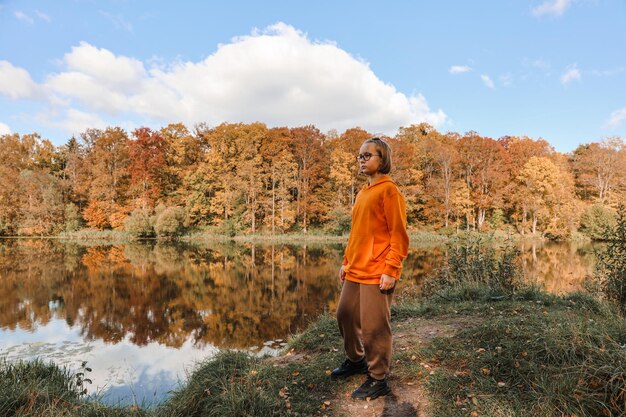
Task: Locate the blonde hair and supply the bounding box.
[363,137,392,174]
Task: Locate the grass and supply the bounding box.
[411,289,626,417]
[159,316,345,417]
[0,359,147,417]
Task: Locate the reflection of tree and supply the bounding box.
[0,240,342,349]
[518,241,597,293]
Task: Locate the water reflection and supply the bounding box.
[0,240,343,349]
[0,238,599,405]
[518,240,598,293]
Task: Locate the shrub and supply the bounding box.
[124,209,155,238]
[594,204,626,313]
[580,204,617,240]
[63,203,84,232]
[422,235,523,299]
[155,206,186,238]
[324,207,351,235]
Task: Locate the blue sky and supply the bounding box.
[1,0,624,152]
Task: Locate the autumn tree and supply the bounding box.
[160,123,205,206]
[0,133,38,234]
[128,127,167,210]
[17,169,65,235]
[82,127,130,229]
[417,131,460,228]
[290,125,329,232]
[457,132,509,230]
[571,137,625,205]
[58,136,90,209]
[514,156,578,237]
[263,127,298,234]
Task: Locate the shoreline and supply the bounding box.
[0,229,588,245]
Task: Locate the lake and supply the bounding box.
[0,238,600,406]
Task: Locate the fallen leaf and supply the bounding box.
[481,368,490,376]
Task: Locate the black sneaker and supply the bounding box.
[330,357,368,379]
[351,376,391,400]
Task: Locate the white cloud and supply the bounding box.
[560,65,581,85]
[480,74,495,89]
[532,0,573,17]
[6,22,446,135]
[0,122,11,135]
[592,67,625,77]
[449,65,472,74]
[37,108,108,136]
[14,11,34,24]
[0,61,39,99]
[99,11,133,32]
[500,73,513,87]
[604,107,626,129]
[35,10,51,22]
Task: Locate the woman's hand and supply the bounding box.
[379,274,396,291]
[339,265,346,284]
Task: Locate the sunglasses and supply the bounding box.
[356,152,381,162]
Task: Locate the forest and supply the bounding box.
[0,122,624,240]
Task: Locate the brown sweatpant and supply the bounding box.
[336,279,394,380]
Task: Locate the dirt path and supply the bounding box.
[332,315,476,417]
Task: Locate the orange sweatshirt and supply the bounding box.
[342,175,409,284]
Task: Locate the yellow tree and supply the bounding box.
[263,128,298,234]
[17,170,65,235]
[82,127,130,229]
[571,137,625,205]
[418,132,459,228]
[515,156,577,237]
[160,123,204,206]
[449,180,473,231]
[198,123,268,232]
[290,125,329,232]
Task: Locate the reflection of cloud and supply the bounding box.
[0,318,217,406]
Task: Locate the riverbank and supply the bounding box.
[5,228,565,245]
[2,285,624,417]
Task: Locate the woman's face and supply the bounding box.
[358,143,382,176]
